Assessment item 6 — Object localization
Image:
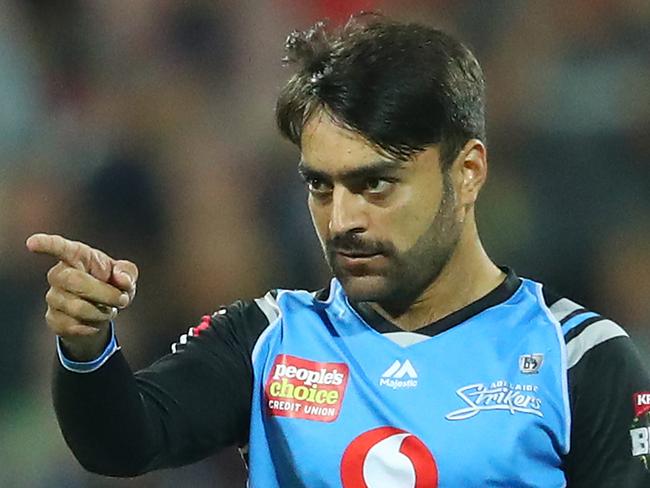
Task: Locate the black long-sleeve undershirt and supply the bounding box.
[53,298,268,476]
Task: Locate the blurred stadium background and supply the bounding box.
[0,0,648,486]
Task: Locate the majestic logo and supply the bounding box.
[265,354,349,422]
[630,392,650,470]
[380,360,418,390]
[445,381,543,421]
[519,354,544,374]
[341,426,438,488]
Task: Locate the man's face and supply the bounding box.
[300,111,463,310]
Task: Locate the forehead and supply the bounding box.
[300,110,392,173]
[300,110,442,178]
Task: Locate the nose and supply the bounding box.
[328,185,368,236]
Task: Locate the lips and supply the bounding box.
[335,252,385,272]
[336,251,382,259]
[328,240,389,274]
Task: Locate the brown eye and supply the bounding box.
[365,178,392,194]
[307,177,333,196]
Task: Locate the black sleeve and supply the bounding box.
[52,296,274,477]
[565,330,650,487]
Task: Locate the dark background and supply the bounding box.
[0,0,648,485]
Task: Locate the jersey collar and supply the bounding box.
[346,267,522,338]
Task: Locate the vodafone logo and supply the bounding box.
[341,427,438,488]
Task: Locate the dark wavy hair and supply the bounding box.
[276,13,486,169]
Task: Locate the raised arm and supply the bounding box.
[27,233,266,477]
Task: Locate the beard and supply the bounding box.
[323,175,462,315]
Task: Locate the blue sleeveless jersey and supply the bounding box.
[54,270,650,484]
[247,278,570,487]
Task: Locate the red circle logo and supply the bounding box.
[340,426,438,488]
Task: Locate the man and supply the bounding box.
[28,14,650,487]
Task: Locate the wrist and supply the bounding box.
[57,323,119,373]
[59,326,111,361]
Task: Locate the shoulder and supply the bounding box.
[535,281,649,427]
[172,285,332,356]
[536,284,631,370]
[168,290,281,358]
[534,285,650,484]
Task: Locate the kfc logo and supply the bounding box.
[634,392,650,418]
[631,392,650,471]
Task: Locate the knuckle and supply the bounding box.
[47,263,63,285]
[93,251,109,272]
[45,288,59,308]
[45,309,75,336]
[45,308,65,331]
[58,267,72,283]
[69,300,85,317]
[65,272,85,295]
[70,242,83,260]
[119,260,139,280]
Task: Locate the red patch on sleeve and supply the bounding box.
[192,315,211,336]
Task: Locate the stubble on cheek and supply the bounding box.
[334,184,461,307]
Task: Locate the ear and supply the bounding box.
[453,139,488,207]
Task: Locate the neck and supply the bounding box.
[371,218,505,332]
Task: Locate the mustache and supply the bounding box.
[326,232,393,256]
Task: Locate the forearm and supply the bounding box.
[52,310,257,477]
[53,349,158,477]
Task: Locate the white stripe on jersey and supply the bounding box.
[566,319,628,369]
[251,292,283,366]
[549,298,583,322]
[382,331,429,347]
[254,292,280,325]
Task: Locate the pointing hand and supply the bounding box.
[26,233,139,360]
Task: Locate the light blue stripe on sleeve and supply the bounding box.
[57,322,120,373]
[561,312,599,335]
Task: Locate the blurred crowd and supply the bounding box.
[0,0,648,486]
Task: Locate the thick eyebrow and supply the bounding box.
[297,159,406,181]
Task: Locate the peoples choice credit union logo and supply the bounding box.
[265,354,349,422]
[341,427,438,488]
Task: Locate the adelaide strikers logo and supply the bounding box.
[340,427,438,488]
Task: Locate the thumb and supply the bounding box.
[110,260,139,294]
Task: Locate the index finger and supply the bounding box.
[27,234,89,270]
